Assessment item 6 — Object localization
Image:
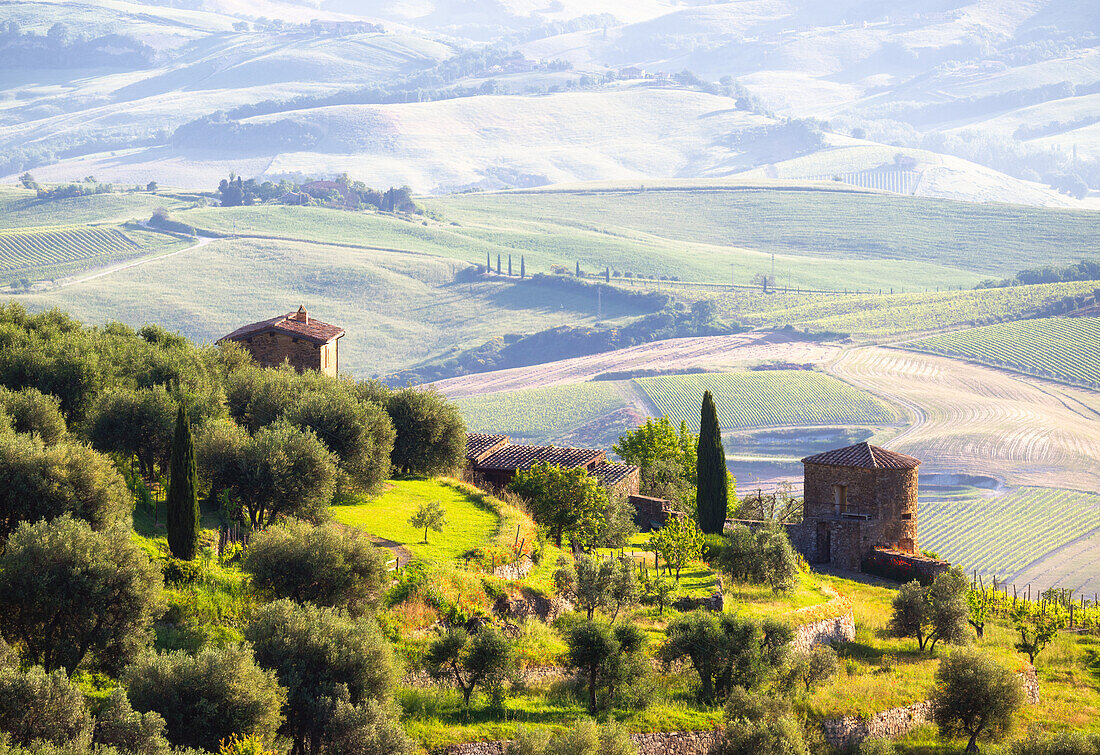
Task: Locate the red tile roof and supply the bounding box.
[592,461,639,488]
[802,442,920,470]
[219,306,344,346]
[476,445,605,472]
[466,433,511,464]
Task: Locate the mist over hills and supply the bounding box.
[1,0,1097,204]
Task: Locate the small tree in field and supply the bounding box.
[931,648,1024,754]
[1010,601,1066,665]
[889,569,969,653]
[425,627,517,708]
[408,500,446,543]
[651,516,703,581]
[784,645,839,694]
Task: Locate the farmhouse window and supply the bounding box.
[901,512,912,520]
[833,484,847,514]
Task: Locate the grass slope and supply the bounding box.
[17,236,647,377]
[430,185,1100,278]
[333,479,499,562]
[636,371,898,432]
[907,317,1100,389]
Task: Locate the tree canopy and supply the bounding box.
[510,461,607,549]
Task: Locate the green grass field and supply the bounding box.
[906,317,1100,388]
[455,382,628,444]
[636,371,898,432]
[671,281,1100,339]
[428,185,1100,279]
[918,486,1100,581]
[332,479,500,562]
[19,236,646,377]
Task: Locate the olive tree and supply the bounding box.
[564,620,648,714]
[0,665,91,748]
[932,648,1024,754]
[0,434,131,541]
[245,599,399,755]
[713,687,808,755]
[889,569,970,653]
[425,627,518,707]
[0,386,66,444]
[0,516,165,674]
[660,611,792,703]
[285,389,394,494]
[243,520,389,613]
[383,386,466,477]
[85,387,175,478]
[92,688,170,755]
[125,645,285,753]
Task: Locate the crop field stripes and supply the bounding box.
[635,371,898,432]
[918,487,1100,581]
[797,169,923,195]
[905,317,1100,390]
[0,225,141,273]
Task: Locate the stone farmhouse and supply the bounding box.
[218,306,343,376]
[465,433,640,498]
[785,442,948,581]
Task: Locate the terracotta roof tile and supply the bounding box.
[476,445,605,472]
[220,306,344,346]
[802,442,920,470]
[466,433,510,464]
[592,461,639,488]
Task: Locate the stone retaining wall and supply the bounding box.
[821,666,1040,749]
[791,612,856,652]
[822,701,933,750]
[432,730,721,755]
[491,555,534,580]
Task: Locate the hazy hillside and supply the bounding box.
[2,0,1096,205]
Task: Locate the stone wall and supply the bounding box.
[791,612,856,653]
[432,730,721,755]
[822,701,933,750]
[491,555,534,581]
[631,495,682,531]
[240,331,330,374]
[821,665,1040,749]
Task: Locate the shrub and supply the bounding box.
[0,516,165,674]
[326,699,416,755]
[0,434,131,541]
[124,646,285,752]
[508,719,635,755]
[245,599,398,755]
[1008,730,1100,754]
[712,687,806,755]
[0,387,66,444]
[243,520,388,613]
[0,665,91,748]
[92,688,169,755]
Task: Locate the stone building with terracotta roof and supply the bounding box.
[464,433,640,496]
[219,306,344,376]
[788,442,924,571]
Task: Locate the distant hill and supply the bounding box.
[2,0,1097,205]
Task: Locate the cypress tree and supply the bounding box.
[496,254,501,274]
[521,256,526,278]
[697,390,728,534]
[486,251,491,272]
[166,404,200,560]
[508,255,513,276]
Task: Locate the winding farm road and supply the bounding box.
[51,234,215,289]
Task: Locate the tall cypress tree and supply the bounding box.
[697,390,728,534]
[166,404,200,560]
[520,256,526,278]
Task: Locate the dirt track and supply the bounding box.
[433,331,842,398]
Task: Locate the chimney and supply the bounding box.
[293,305,308,324]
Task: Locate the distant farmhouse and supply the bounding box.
[785,442,949,582]
[466,433,640,499]
[219,306,343,376]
